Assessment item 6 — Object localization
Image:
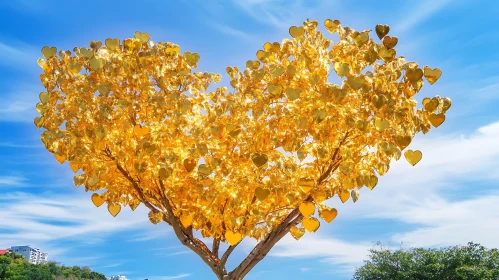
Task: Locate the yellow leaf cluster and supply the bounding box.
[35,19,450,243]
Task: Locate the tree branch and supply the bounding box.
[212,238,220,258]
[106,148,224,277]
[221,244,238,268]
[158,180,223,276]
[229,133,351,279]
[105,148,165,217]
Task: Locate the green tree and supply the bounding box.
[0,252,107,280]
[354,242,499,280]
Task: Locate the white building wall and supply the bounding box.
[10,246,48,264]
[109,275,127,280]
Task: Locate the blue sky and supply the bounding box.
[1,0,499,279]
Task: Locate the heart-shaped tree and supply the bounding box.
[35,19,450,279]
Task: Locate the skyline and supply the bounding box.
[1,0,499,279]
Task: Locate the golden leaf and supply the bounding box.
[334,62,350,77]
[105,38,120,50]
[183,158,197,172]
[289,26,305,38]
[54,153,66,164]
[73,174,86,187]
[89,57,105,70]
[379,47,396,62]
[134,31,150,43]
[129,199,140,211]
[351,189,360,203]
[375,119,389,132]
[375,24,390,39]
[251,153,268,168]
[302,217,320,232]
[69,161,80,173]
[184,51,200,66]
[364,175,378,190]
[339,189,350,203]
[324,19,340,33]
[320,208,337,223]
[134,125,150,137]
[41,46,57,59]
[429,113,446,127]
[382,36,398,49]
[255,187,270,201]
[404,150,422,166]
[180,214,194,228]
[80,47,94,59]
[299,202,315,217]
[289,226,305,240]
[108,204,121,217]
[286,87,302,101]
[406,68,423,83]
[34,117,44,129]
[298,178,315,193]
[423,66,442,85]
[91,193,105,207]
[225,231,242,245]
[395,135,412,150]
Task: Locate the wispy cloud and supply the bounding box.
[0,176,26,187]
[0,192,150,260]
[394,0,454,33]
[271,235,373,272]
[232,0,337,31]
[135,273,191,280]
[154,250,191,257]
[94,262,124,269]
[0,83,43,123]
[208,22,254,42]
[300,267,311,272]
[0,142,40,148]
[128,228,171,242]
[0,40,39,70]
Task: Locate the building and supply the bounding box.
[0,248,12,255]
[109,276,128,280]
[10,246,49,264]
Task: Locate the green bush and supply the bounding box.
[354,242,499,280]
[0,252,106,280]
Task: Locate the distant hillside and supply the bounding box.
[0,252,107,280]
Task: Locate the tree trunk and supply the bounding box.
[172,207,303,280]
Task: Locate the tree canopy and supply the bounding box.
[0,252,107,280]
[354,242,499,280]
[35,19,450,279]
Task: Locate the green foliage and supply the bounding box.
[354,242,499,280]
[0,252,107,280]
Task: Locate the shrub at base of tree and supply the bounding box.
[354,242,499,280]
[0,252,107,280]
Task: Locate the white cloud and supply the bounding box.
[128,228,171,242]
[208,22,254,42]
[0,83,43,123]
[154,251,191,257]
[394,0,454,33]
[300,267,311,272]
[0,176,26,186]
[232,0,337,31]
[134,273,191,280]
[271,234,372,272]
[0,192,150,251]
[0,40,39,70]
[0,142,39,148]
[94,262,124,269]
